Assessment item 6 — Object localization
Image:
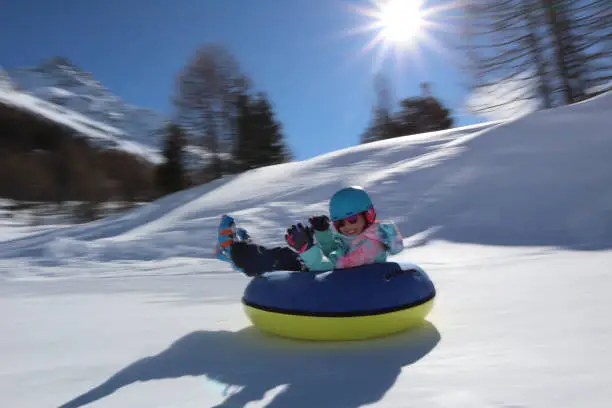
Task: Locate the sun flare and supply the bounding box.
[377,0,424,45]
[344,0,457,72]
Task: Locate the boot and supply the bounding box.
[215,214,237,264]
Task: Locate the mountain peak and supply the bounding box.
[4,58,168,162]
[41,56,77,70]
[21,56,102,92]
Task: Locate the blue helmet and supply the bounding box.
[329,186,376,222]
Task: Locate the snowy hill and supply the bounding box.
[1,92,612,407]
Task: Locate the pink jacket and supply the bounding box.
[300,220,404,271]
[334,223,388,268]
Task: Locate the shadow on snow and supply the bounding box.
[60,321,440,408]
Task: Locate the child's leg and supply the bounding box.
[231,241,304,276]
[268,246,305,271]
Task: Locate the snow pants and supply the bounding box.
[230,241,305,276]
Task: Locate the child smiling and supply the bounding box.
[289,186,404,270]
[216,186,404,275]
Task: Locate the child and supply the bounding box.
[215,186,404,276]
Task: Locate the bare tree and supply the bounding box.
[460,0,549,118]
[543,0,612,100]
[523,0,554,108]
[173,44,250,182]
[460,0,612,116]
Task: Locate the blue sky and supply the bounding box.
[1,0,482,160]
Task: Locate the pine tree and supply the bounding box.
[251,93,293,167]
[395,96,454,136]
[361,74,398,143]
[361,81,454,143]
[156,123,188,195]
[232,92,292,171]
[232,92,253,171]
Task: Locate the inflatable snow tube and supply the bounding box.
[242,261,436,341]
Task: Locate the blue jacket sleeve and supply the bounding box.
[377,221,404,255]
[313,228,340,257]
[299,245,336,271]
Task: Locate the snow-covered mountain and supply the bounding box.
[1,91,612,407]
[8,57,166,156]
[0,84,166,162]
[1,57,214,164]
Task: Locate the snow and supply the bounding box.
[1,91,612,407]
[587,80,612,96]
[466,69,543,121]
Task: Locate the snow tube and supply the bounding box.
[242,261,436,341]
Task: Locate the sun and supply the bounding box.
[343,0,457,73]
[376,0,424,45]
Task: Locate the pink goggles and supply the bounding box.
[334,214,360,229]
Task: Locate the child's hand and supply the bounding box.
[285,223,314,253]
[309,215,330,231]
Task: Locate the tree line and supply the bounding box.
[0,103,156,220]
[159,43,457,195]
[156,44,293,195]
[4,0,609,217]
[360,78,454,144]
[360,0,610,140]
[0,44,295,217]
[0,45,457,212]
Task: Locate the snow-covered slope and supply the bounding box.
[2,91,611,266]
[1,92,612,408]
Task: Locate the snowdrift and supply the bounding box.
[1,92,612,270]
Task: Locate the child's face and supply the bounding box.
[336,213,366,236]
